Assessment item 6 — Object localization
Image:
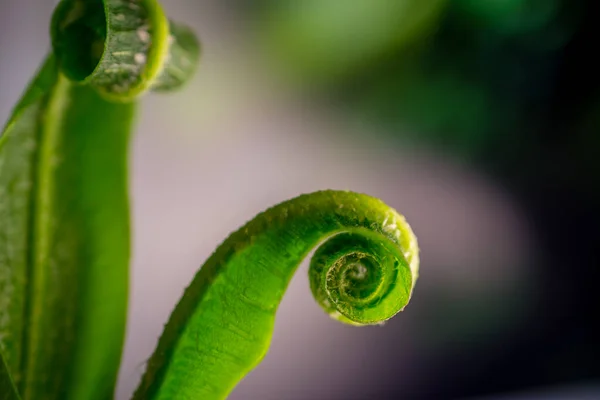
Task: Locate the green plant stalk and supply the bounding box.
[0,0,199,398]
[134,190,419,400]
[1,53,133,400]
[0,1,421,399]
[29,61,133,400]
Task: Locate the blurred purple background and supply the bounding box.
[1,1,598,399]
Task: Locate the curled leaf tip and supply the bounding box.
[310,230,415,326]
[134,190,419,399]
[50,0,200,102]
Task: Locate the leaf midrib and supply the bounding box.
[19,73,70,399]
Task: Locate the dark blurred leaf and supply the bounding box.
[0,352,20,400]
[257,0,447,83]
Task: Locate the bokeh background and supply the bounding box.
[1,0,599,399]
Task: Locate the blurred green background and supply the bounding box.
[1,0,598,399]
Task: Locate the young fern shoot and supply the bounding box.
[0,0,198,399]
[134,191,419,399]
[0,1,420,400]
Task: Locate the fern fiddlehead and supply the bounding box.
[51,0,199,100]
[0,1,198,399]
[1,2,421,400]
[134,190,419,399]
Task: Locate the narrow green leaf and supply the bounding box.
[0,56,133,400]
[0,56,60,392]
[133,190,419,400]
[1,352,21,400]
[1,0,199,398]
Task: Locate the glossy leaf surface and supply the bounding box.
[0,0,199,399]
[134,190,419,400]
[0,56,132,400]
